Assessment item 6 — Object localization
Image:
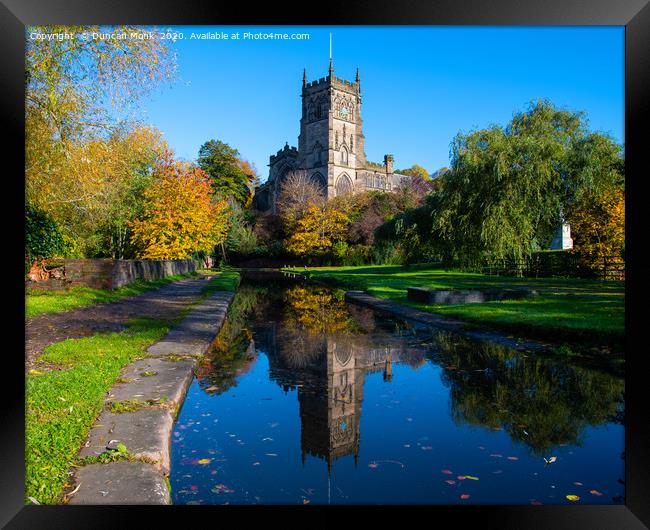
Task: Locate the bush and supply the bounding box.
[25,203,67,271]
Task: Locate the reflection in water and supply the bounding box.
[430,332,624,456]
[172,279,625,504]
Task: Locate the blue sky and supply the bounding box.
[132,26,623,182]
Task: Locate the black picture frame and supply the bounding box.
[2,0,648,527]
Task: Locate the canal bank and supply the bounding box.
[66,290,234,504]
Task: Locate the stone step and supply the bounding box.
[68,461,170,505]
[78,409,173,474]
[147,291,234,357]
[106,357,196,410]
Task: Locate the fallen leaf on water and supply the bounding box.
[590,490,603,496]
[190,485,198,491]
[457,476,466,480]
[211,470,218,475]
[490,454,503,458]
[507,456,519,461]
[445,480,456,485]
[368,463,378,469]
[464,475,480,481]
[441,469,453,475]
[252,462,261,466]
[543,456,557,465]
[265,453,278,457]
[303,499,310,505]
[197,459,211,465]
[211,484,234,494]
[460,494,471,500]
[573,482,583,486]
[205,386,219,392]
[493,470,503,474]
[421,446,433,451]
[566,494,580,502]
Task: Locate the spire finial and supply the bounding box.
[356,67,360,83]
[303,66,307,87]
[329,33,334,76]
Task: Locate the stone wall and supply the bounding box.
[63,259,198,290]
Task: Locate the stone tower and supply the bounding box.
[253,61,407,212]
[297,60,366,198]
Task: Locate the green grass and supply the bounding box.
[304,264,624,344]
[25,318,170,504]
[25,272,199,317]
[201,271,240,296]
[25,269,241,504]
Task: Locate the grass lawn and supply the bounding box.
[25,271,240,504]
[304,264,624,344]
[25,272,201,317]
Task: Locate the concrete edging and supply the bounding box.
[67,291,235,505]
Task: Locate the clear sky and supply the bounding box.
[132,26,624,182]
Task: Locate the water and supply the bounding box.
[170,276,624,505]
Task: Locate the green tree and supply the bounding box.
[25,203,66,271]
[197,139,256,207]
[432,100,623,267]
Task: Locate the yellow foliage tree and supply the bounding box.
[130,158,230,259]
[570,187,625,277]
[285,204,349,257]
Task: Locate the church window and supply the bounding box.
[341,145,348,165]
[336,174,353,196]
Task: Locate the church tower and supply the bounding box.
[298,60,366,198]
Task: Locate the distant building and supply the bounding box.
[550,222,574,250]
[253,60,409,212]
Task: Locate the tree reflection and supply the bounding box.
[430,332,625,455]
[196,285,260,395]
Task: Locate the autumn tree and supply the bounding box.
[130,157,230,259]
[285,204,349,258]
[197,140,257,207]
[395,164,431,181]
[569,188,625,277]
[25,25,176,256]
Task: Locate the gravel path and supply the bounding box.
[25,275,213,370]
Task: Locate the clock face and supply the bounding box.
[340,106,349,118]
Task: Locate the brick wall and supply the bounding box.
[63,259,198,290]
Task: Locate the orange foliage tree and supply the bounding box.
[569,188,625,277]
[284,204,349,258]
[130,157,230,259]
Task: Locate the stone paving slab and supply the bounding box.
[79,409,173,473]
[68,461,170,505]
[106,357,196,409]
[147,291,234,357]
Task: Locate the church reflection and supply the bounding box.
[254,284,427,473]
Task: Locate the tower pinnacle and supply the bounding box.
[303,67,307,87]
[329,33,334,76]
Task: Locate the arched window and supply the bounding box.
[336,174,353,196]
[340,145,348,165]
[311,172,326,190]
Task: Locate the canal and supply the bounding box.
[170,273,624,505]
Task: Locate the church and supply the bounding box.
[253,59,408,212]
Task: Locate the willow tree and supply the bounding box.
[432,100,624,267]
